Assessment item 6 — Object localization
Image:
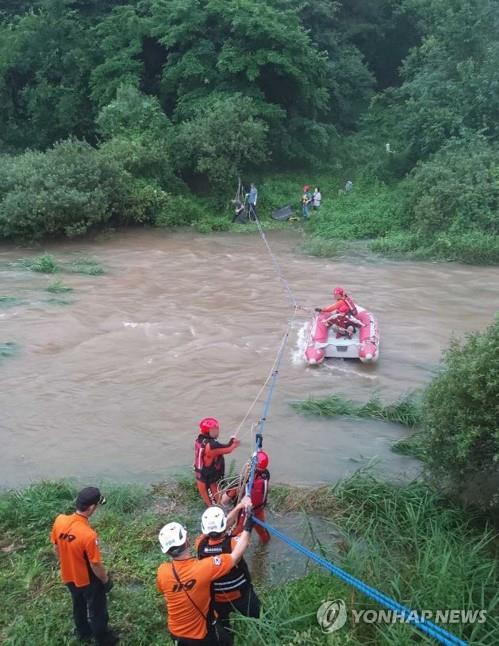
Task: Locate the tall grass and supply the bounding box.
[1,477,497,645]
[68,257,105,275]
[293,393,422,428]
[23,253,60,273]
[371,231,499,265]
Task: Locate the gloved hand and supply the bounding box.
[243,515,254,532]
[314,307,322,312]
[103,576,114,593]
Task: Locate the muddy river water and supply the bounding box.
[1,230,498,489]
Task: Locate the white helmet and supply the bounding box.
[158,522,187,554]
[201,506,227,536]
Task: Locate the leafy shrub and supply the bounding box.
[422,319,499,511]
[0,139,128,240]
[154,194,206,228]
[400,137,499,238]
[119,183,172,225]
[194,217,231,233]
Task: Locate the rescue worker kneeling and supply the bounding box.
[196,506,261,632]
[156,498,253,646]
[316,286,364,338]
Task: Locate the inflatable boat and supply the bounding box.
[304,307,379,365]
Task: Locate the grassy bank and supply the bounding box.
[252,173,499,265]
[1,476,497,645]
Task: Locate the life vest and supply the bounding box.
[251,469,269,510]
[194,435,225,485]
[343,295,358,317]
[327,296,359,332]
[197,535,251,598]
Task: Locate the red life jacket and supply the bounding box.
[251,470,270,510]
[194,435,225,484]
[329,296,358,328]
[341,295,358,317]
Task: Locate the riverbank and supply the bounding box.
[1,476,497,645]
[2,166,499,266]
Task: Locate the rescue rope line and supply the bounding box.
[245,322,292,497]
[252,213,298,310]
[252,517,468,646]
[242,213,467,646]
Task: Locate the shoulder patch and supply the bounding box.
[213,556,222,566]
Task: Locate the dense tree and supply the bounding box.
[0,0,97,150]
[379,0,499,159]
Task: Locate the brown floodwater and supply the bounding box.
[1,229,498,489]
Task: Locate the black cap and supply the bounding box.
[76,487,106,511]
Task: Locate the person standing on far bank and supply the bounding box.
[246,183,258,220]
[312,187,321,211]
[50,487,118,645]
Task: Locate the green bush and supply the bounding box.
[422,319,499,512]
[154,194,207,228]
[400,137,499,238]
[194,217,231,233]
[0,140,128,240]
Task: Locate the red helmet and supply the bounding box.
[256,450,269,470]
[333,286,345,297]
[199,417,219,434]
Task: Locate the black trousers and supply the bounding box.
[171,622,233,646]
[66,580,111,644]
[213,585,261,630]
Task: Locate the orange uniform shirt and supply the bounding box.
[156,554,233,640]
[50,513,102,587]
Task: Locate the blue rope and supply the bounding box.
[252,517,468,646]
[245,329,290,497]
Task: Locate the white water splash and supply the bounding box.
[292,321,310,365]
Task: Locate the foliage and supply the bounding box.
[297,237,341,258]
[0,0,97,150]
[371,231,499,265]
[68,257,105,276]
[400,136,499,238]
[24,254,59,274]
[173,93,269,189]
[308,179,406,241]
[97,85,177,189]
[421,319,499,512]
[294,393,422,428]
[0,478,497,644]
[0,140,128,240]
